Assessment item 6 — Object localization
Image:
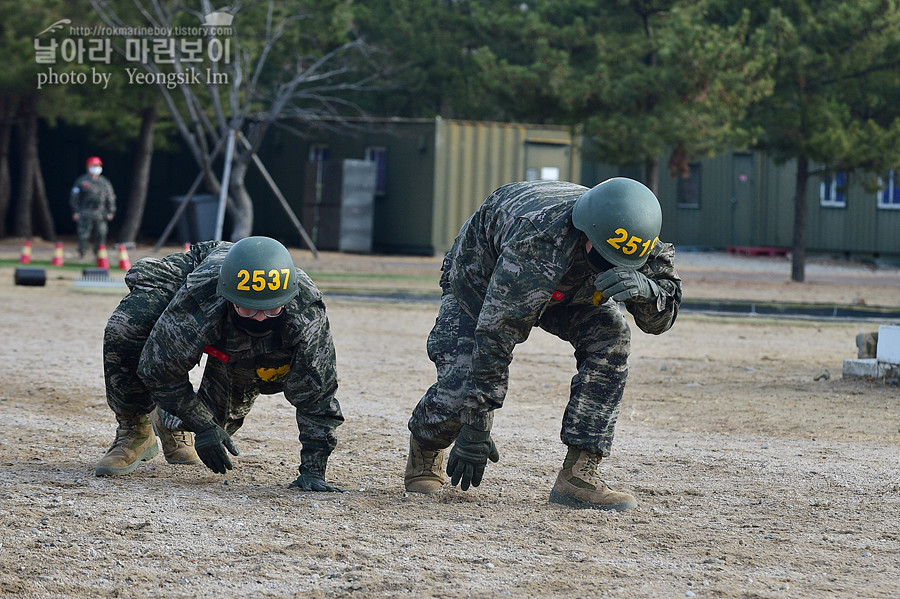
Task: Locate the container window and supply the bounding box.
[820,171,847,208]
[676,163,701,208]
[877,170,900,210]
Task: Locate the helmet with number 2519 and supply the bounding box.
[216,236,299,310]
[572,177,662,269]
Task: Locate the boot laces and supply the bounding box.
[421,449,440,474]
[576,452,607,487]
[109,424,137,450]
[171,429,192,445]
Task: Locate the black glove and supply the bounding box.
[194,425,239,474]
[447,424,500,491]
[288,469,343,492]
[594,267,660,303]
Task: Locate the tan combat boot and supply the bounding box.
[404,435,445,494]
[149,408,201,465]
[95,414,159,476]
[549,446,637,511]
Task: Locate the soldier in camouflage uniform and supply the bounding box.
[70,156,116,258]
[405,178,682,510]
[96,237,345,492]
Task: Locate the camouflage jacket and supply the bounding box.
[441,180,682,418]
[70,174,116,218]
[128,242,343,473]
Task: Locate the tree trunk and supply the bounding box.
[645,156,660,196]
[791,155,809,283]
[228,159,253,240]
[0,95,17,238]
[119,104,158,244]
[31,156,56,241]
[14,100,38,239]
[195,152,255,242]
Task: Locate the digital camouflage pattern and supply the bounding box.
[409,180,682,456]
[70,173,116,255]
[103,241,343,476]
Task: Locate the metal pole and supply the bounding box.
[152,171,204,253]
[214,129,236,242]
[237,132,319,258]
[152,135,228,252]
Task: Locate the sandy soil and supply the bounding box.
[0,245,898,599]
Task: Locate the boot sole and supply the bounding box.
[404,476,445,494]
[164,456,202,465]
[405,484,444,494]
[549,489,637,511]
[95,442,159,476]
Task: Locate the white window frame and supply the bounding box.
[877,169,900,210]
[819,170,847,208]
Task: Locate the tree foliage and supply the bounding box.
[352,0,496,118]
[468,0,777,190]
[0,0,74,239]
[730,0,900,280]
[3,0,900,280]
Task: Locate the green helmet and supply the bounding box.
[572,177,662,268]
[216,236,299,309]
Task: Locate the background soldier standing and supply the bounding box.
[97,237,344,492]
[405,178,682,510]
[69,156,116,258]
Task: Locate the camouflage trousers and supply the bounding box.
[103,288,261,435]
[76,216,108,256]
[408,293,630,456]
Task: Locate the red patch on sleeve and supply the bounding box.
[551,290,565,301]
[204,345,229,363]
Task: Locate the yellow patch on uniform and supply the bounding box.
[256,364,290,381]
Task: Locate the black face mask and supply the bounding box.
[229,308,285,337]
[585,246,616,272]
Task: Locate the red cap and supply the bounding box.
[86,156,103,167]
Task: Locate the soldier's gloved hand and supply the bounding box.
[288,470,344,492]
[447,425,500,491]
[595,267,660,303]
[194,425,239,474]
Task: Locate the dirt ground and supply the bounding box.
[0,243,899,599]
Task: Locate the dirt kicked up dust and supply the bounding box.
[0,248,898,599]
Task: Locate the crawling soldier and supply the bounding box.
[96,237,344,492]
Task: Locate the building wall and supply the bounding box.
[430,118,579,254]
[251,120,438,254]
[583,150,900,259]
[759,160,899,257]
[22,121,896,258]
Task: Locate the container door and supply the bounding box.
[524,143,570,182]
[731,153,756,246]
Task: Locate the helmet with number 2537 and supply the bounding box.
[572,177,662,269]
[217,236,300,310]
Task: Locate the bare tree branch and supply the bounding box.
[89,0,382,241]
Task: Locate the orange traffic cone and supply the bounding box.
[183,242,191,253]
[117,244,131,270]
[51,241,64,267]
[19,240,32,264]
[96,244,110,269]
